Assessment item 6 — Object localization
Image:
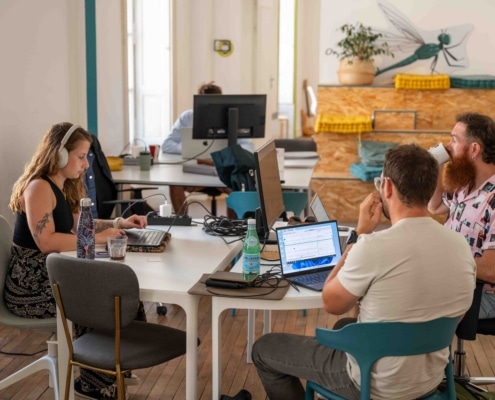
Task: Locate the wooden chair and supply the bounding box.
[46,253,192,400]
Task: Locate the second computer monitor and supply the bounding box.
[254,140,285,242]
[192,94,267,147]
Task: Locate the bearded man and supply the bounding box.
[429,112,495,319]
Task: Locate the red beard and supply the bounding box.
[443,152,476,193]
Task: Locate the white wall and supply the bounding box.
[320,0,495,85]
[0,0,81,225]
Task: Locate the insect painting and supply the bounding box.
[374,0,473,77]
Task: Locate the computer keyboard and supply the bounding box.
[125,229,166,247]
[291,271,329,285]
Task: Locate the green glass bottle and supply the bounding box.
[242,219,261,281]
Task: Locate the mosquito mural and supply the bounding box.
[374,0,473,76]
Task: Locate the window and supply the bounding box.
[126,0,171,146]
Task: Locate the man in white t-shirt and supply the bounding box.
[249,144,475,400]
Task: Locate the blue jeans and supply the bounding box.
[252,331,360,400]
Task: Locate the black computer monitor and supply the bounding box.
[254,140,285,242]
[192,94,267,147]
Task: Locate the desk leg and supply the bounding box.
[212,300,224,400]
[246,309,255,363]
[185,295,200,400]
[57,308,73,399]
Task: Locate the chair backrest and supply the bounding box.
[46,254,140,329]
[0,216,14,316]
[316,317,460,398]
[274,138,317,152]
[226,191,259,219]
[456,281,484,340]
[226,191,308,219]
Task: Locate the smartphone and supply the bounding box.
[95,251,109,258]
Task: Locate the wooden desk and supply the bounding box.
[58,223,242,400]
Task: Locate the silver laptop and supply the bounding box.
[309,193,351,251]
[180,127,228,159]
[276,220,342,292]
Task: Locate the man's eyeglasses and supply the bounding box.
[374,176,384,191]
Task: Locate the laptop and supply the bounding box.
[276,220,343,291]
[309,193,352,251]
[181,127,228,159]
[124,229,166,247]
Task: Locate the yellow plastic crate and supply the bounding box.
[394,73,450,90]
[315,115,372,134]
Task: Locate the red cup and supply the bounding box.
[149,144,160,161]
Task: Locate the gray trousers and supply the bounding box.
[251,318,360,400]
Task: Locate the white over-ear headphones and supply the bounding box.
[57,124,80,168]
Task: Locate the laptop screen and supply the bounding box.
[276,220,342,277]
[309,193,329,222]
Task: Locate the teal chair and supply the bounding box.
[226,191,308,219]
[305,317,459,400]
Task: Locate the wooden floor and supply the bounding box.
[1,298,495,400]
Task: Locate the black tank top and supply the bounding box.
[13,176,74,250]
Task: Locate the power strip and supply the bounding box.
[147,215,193,226]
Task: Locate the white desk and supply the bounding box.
[58,223,242,400]
[211,262,323,399]
[112,153,316,191]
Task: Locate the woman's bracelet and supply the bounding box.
[113,217,122,229]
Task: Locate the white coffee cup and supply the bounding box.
[429,143,450,165]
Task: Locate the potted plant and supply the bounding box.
[327,22,393,85]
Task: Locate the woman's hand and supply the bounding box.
[95,228,126,244]
[120,214,148,229]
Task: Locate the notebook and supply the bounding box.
[276,220,343,291]
[309,193,352,251]
[125,229,167,247]
[181,127,228,159]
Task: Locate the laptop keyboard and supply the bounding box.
[291,271,329,285]
[125,230,166,246]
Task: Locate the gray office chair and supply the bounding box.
[46,253,191,400]
[0,215,59,399]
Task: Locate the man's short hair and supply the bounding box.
[383,144,438,207]
[198,81,222,95]
[456,112,495,164]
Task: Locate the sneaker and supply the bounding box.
[74,377,125,400]
[220,389,252,400]
[123,371,141,386]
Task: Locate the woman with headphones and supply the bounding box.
[4,122,147,399]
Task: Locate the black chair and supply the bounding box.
[274,138,317,152]
[89,135,157,218]
[454,281,495,389]
[46,253,192,400]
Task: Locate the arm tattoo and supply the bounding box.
[94,219,113,233]
[33,213,52,243]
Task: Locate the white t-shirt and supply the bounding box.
[338,217,476,400]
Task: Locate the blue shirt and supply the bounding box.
[161,109,254,154]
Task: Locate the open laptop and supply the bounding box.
[181,127,228,159]
[276,220,343,291]
[124,229,166,247]
[309,193,352,251]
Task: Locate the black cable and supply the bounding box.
[203,214,248,237]
[120,193,168,218]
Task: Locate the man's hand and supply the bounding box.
[356,193,383,235]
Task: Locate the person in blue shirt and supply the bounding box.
[161,82,254,214]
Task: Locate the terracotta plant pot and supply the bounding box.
[337,59,375,85]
